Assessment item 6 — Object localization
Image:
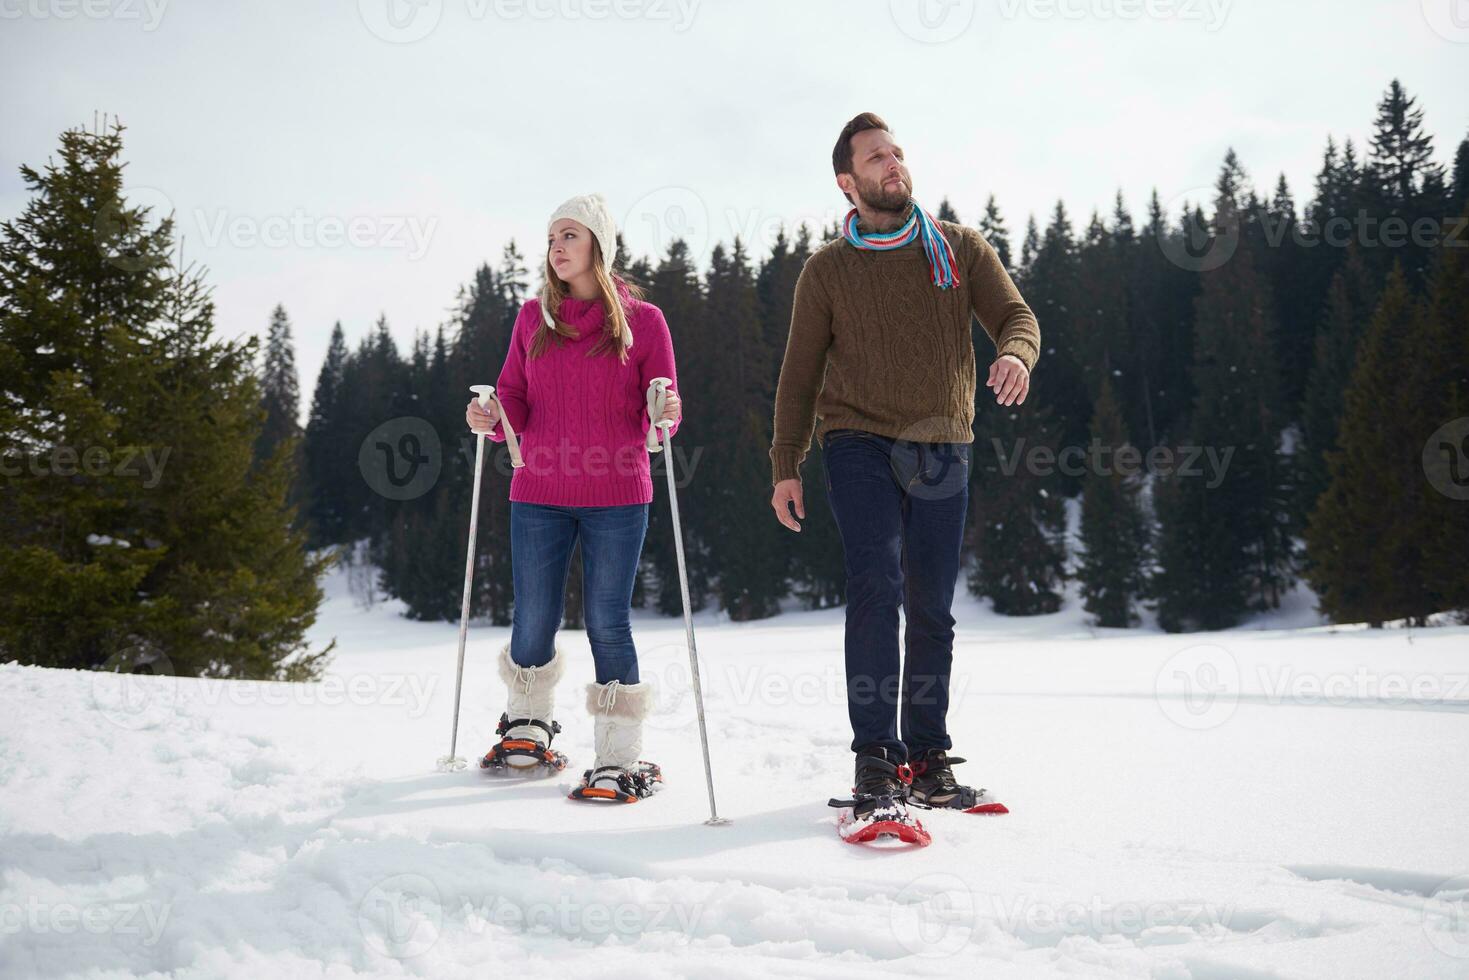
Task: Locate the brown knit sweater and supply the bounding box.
[768,217,1041,484]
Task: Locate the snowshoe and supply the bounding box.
[480,713,568,773]
[907,748,1008,814]
[828,746,931,846]
[569,761,662,803]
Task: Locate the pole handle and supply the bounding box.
[470,384,523,468]
[645,377,674,452]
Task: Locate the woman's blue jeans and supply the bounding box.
[509,501,649,685]
[821,428,970,760]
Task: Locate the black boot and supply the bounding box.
[850,745,910,819]
[908,747,1009,813]
[827,745,930,844]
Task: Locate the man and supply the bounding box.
[769,112,1039,837]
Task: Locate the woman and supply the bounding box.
[466,192,682,804]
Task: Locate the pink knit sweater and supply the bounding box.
[486,284,681,506]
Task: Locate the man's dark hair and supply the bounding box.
[832,112,890,205]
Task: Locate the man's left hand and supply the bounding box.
[987,355,1030,407]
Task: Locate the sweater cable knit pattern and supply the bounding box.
[768,220,1040,485]
[487,284,680,506]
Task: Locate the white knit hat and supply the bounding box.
[547,192,617,272]
[543,192,619,330]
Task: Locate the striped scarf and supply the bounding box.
[842,199,960,289]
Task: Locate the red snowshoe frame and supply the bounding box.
[829,762,932,846]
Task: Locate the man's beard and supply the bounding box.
[854,172,912,214]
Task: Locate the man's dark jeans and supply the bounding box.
[821,428,970,760]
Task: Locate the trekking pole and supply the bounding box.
[437,384,523,772]
[646,378,729,826]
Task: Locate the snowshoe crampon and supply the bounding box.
[480,714,567,774]
[829,794,931,847]
[830,758,930,847]
[569,762,662,804]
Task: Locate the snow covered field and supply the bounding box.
[3,563,1468,979]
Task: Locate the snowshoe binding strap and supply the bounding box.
[569,762,663,804]
[830,794,931,846]
[493,713,561,740]
[480,713,567,772]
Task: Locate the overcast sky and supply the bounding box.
[3,0,1466,418]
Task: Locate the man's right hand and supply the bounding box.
[771,478,805,532]
[466,398,500,434]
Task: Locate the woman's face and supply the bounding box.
[548,218,595,283]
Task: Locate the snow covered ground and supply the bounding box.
[3,561,1468,979]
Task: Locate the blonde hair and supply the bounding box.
[531,238,643,363]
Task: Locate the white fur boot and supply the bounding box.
[484,640,566,771]
[570,678,662,802]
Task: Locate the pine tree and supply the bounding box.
[1368,79,1445,212]
[1132,189,1198,448]
[758,226,843,609]
[0,120,174,670]
[1304,263,1442,625]
[1418,201,1469,620]
[1449,133,1469,217]
[644,239,710,616]
[1019,214,1040,271]
[977,195,1012,270]
[302,322,350,546]
[1153,155,1293,629]
[702,239,785,620]
[1261,174,1317,415]
[1362,80,1448,293]
[1016,201,1089,485]
[256,303,301,466]
[1078,378,1148,627]
[1072,208,1128,410]
[1296,246,1378,528]
[0,119,333,677]
[341,315,410,550]
[936,197,959,223]
[452,261,517,625]
[967,402,1067,615]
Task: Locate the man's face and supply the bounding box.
[840,128,912,211]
